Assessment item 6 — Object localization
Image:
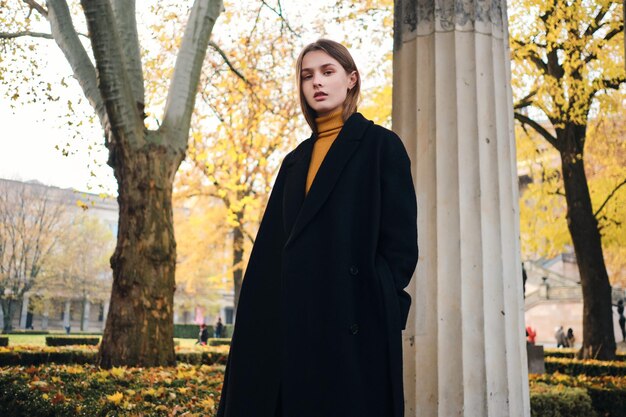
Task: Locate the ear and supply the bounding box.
[348,70,357,90]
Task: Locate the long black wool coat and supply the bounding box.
[216,112,418,417]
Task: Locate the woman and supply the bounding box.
[216,39,418,417]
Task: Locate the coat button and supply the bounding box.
[350,324,359,335]
[349,265,359,276]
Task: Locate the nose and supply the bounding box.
[312,72,322,87]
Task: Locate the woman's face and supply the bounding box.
[300,50,356,118]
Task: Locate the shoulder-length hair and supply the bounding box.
[295,39,361,134]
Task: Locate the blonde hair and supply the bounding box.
[295,39,361,134]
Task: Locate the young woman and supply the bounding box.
[216,39,418,417]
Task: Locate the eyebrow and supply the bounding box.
[301,63,337,72]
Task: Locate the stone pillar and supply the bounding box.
[19,294,29,329]
[82,300,91,331]
[63,300,71,329]
[42,305,49,330]
[393,1,529,416]
[102,300,110,331]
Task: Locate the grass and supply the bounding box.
[5,334,198,348]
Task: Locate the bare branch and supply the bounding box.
[514,112,560,150]
[260,0,299,37]
[209,41,250,85]
[0,31,52,39]
[161,0,223,149]
[23,0,47,17]
[594,178,626,218]
[514,89,538,110]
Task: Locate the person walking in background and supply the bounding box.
[555,325,568,348]
[197,323,209,346]
[215,317,224,338]
[566,328,576,348]
[526,325,537,345]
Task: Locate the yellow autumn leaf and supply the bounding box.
[106,391,124,405]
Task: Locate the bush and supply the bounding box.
[531,373,626,417]
[544,348,626,362]
[0,346,97,367]
[208,338,231,347]
[0,337,7,347]
[173,324,202,339]
[4,330,50,335]
[545,357,626,377]
[45,337,100,347]
[0,345,229,367]
[530,383,597,417]
[174,324,232,339]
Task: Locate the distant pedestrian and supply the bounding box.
[526,326,536,345]
[197,323,209,346]
[214,317,224,338]
[555,326,567,348]
[566,328,575,348]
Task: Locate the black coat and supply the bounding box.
[216,113,418,417]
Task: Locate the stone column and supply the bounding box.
[42,305,49,330]
[63,300,71,329]
[393,1,529,416]
[102,300,110,331]
[19,294,30,329]
[82,300,91,331]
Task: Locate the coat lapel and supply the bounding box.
[282,137,314,238]
[285,113,373,248]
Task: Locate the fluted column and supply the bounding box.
[392,0,529,416]
[19,294,30,329]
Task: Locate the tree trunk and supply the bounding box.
[98,141,184,368]
[1,299,14,332]
[232,221,245,314]
[558,123,616,360]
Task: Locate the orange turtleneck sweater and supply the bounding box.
[305,109,344,194]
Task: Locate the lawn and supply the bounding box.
[6,334,198,348]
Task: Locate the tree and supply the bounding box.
[0,180,67,331]
[173,198,231,317]
[148,0,302,312]
[1,0,223,367]
[40,213,114,331]
[510,0,625,359]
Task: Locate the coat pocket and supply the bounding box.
[374,254,403,331]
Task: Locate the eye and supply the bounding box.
[301,74,312,80]
[323,71,333,76]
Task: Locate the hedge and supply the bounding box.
[174,324,233,339]
[530,383,597,417]
[545,357,626,377]
[544,348,626,362]
[208,338,231,347]
[531,373,626,417]
[3,330,51,335]
[45,336,100,347]
[0,345,229,367]
[0,337,7,347]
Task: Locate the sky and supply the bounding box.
[0,1,386,196]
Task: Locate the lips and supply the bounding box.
[314,92,327,99]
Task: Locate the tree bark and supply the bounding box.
[98,139,184,368]
[558,123,616,360]
[1,300,14,332]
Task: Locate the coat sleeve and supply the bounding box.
[378,132,418,330]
